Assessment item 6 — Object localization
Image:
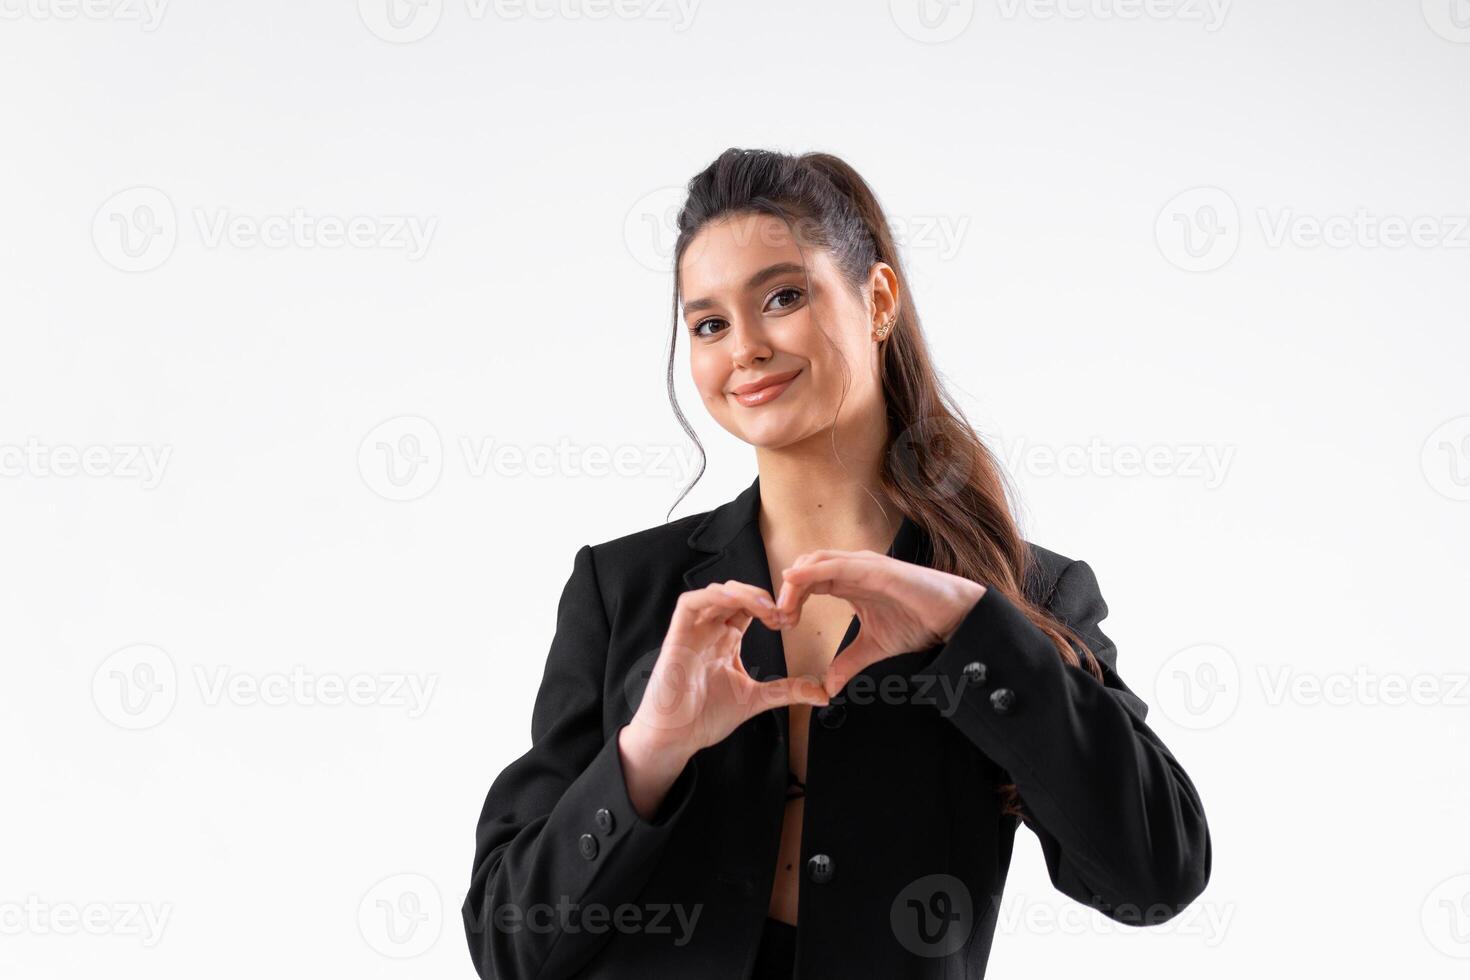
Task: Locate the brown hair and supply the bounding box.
[663,147,1103,820]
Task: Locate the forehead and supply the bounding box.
[679,212,827,297]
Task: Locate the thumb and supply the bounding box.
[751,674,830,716]
[824,631,885,697]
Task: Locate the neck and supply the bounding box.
[752,410,901,554]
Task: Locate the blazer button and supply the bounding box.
[595,807,616,835]
[989,687,1016,714]
[816,703,847,729]
[962,661,989,685]
[806,853,835,884]
[578,833,599,861]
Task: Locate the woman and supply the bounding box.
[461,148,1212,979]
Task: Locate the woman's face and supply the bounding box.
[678,211,895,449]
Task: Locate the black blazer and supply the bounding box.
[462,475,1212,979]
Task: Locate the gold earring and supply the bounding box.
[873,314,896,341]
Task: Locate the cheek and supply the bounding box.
[690,356,725,404]
[801,337,861,391]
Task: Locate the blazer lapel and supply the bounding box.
[682,473,928,746]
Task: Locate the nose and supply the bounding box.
[728,315,773,369]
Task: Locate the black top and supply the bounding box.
[753,772,802,976]
[751,917,797,979]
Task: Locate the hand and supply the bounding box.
[775,550,988,698]
[629,581,831,760]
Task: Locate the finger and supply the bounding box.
[744,674,830,718]
[823,632,886,697]
[779,556,873,622]
[782,549,851,575]
[681,583,781,631]
[725,609,753,635]
[777,551,844,614]
[715,580,781,629]
[715,588,781,633]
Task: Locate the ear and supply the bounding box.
[866,261,901,328]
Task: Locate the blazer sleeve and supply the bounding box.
[461,544,701,979]
[910,558,1212,923]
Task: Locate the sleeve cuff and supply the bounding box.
[549,724,700,897]
[909,584,1092,786]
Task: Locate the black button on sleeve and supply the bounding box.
[961,660,989,685]
[989,687,1016,714]
[578,832,599,860]
[594,807,615,835]
[806,853,835,884]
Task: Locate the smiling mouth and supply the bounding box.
[730,370,801,407]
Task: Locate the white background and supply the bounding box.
[3,0,1468,976]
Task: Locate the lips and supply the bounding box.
[731,369,801,396]
[730,369,801,407]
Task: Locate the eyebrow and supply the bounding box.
[681,261,807,318]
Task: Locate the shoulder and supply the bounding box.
[587,511,708,562]
[1022,539,1078,607]
[1022,542,1116,668]
[577,510,711,591]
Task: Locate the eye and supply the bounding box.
[767,286,803,312]
[690,317,726,339]
[688,287,802,339]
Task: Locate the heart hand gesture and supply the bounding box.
[629,581,832,759]
[774,550,988,697]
